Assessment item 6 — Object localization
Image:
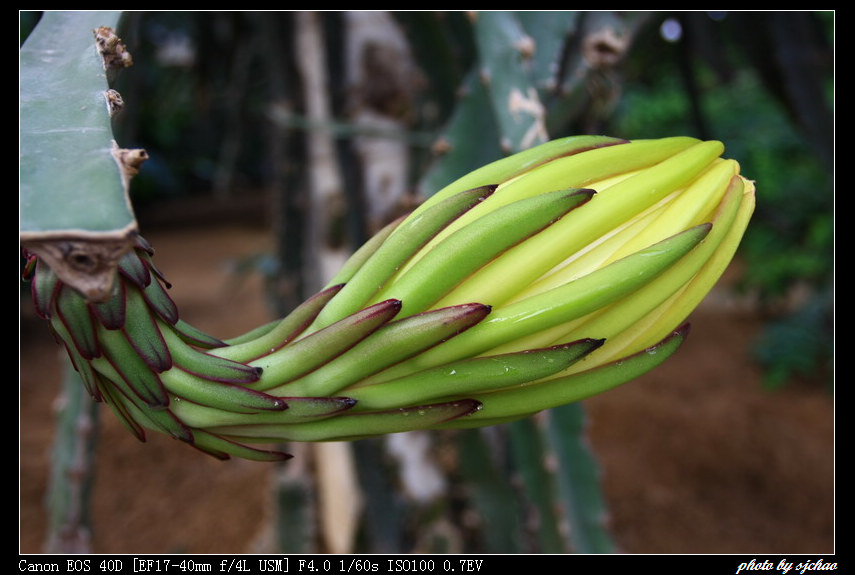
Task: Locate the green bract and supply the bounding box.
[24,135,755,461]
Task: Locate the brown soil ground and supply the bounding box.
[19,201,835,555]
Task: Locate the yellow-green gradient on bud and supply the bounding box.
[350,137,755,396]
[24,135,755,459]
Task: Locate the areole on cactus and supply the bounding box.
[20,12,756,462]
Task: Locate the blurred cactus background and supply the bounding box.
[20,11,833,554]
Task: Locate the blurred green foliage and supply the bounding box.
[608,11,834,388]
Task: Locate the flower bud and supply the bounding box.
[24,136,755,460]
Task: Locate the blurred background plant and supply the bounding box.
[20,10,833,554]
[610,12,834,391]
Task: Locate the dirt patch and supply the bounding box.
[19,217,834,555]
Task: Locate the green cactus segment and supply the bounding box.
[515,12,580,91]
[507,418,569,553]
[20,10,134,238]
[418,71,505,198]
[472,11,547,154]
[457,428,526,552]
[546,402,616,553]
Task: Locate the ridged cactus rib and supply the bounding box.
[20,12,144,302]
[23,136,755,460]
